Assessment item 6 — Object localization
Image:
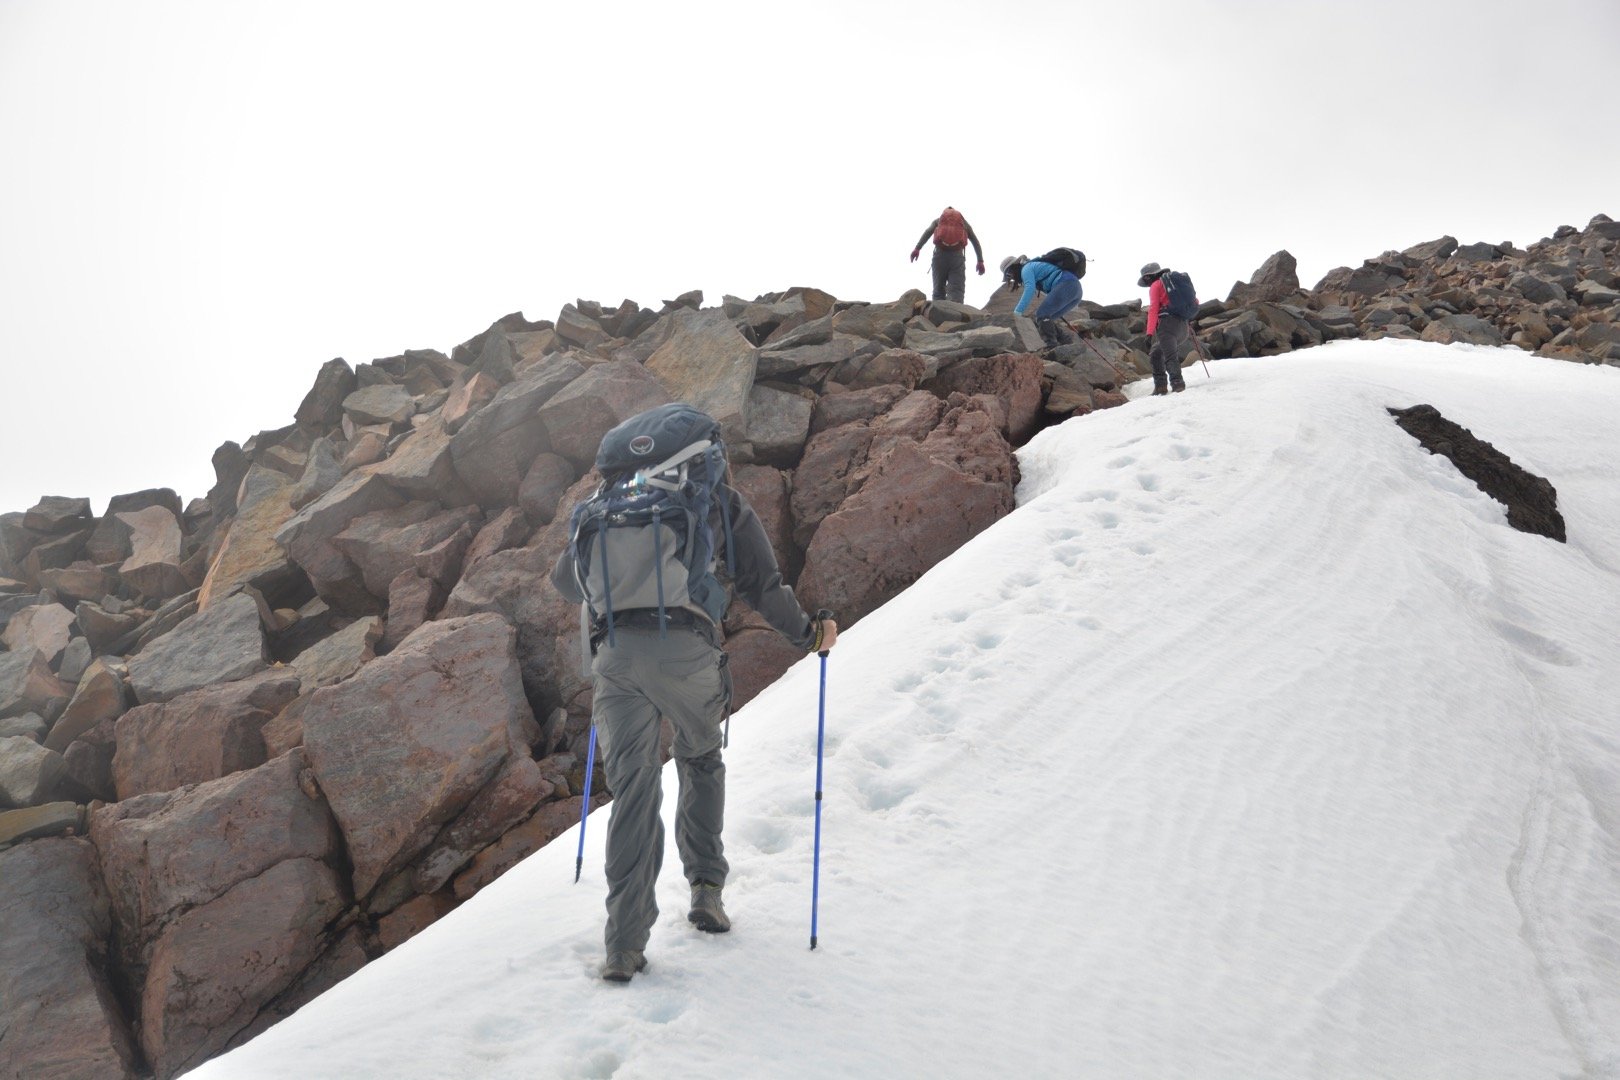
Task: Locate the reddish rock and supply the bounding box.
[798,397,1016,626]
[409,753,555,894]
[723,604,811,710]
[112,673,302,799]
[140,857,347,1079]
[90,749,340,963]
[125,591,268,705]
[198,466,299,612]
[922,352,1045,443]
[287,615,383,689]
[731,464,798,580]
[295,358,358,430]
[38,561,111,606]
[377,890,457,951]
[414,522,477,587]
[0,647,72,721]
[517,452,577,526]
[790,421,881,549]
[370,414,469,503]
[333,502,481,598]
[382,570,444,653]
[75,602,143,654]
[809,384,908,434]
[461,505,532,572]
[299,613,535,898]
[449,355,586,508]
[451,795,588,901]
[0,734,66,806]
[441,370,501,434]
[534,360,672,470]
[273,471,407,614]
[0,838,140,1080]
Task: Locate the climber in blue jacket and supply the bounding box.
[1002,253,1082,348]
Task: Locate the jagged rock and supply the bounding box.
[1508,271,1567,305]
[535,360,673,471]
[731,464,796,579]
[1389,404,1565,541]
[299,613,535,898]
[381,571,442,654]
[0,587,50,627]
[275,472,407,613]
[833,297,919,345]
[0,801,83,845]
[370,414,468,504]
[1042,362,1096,419]
[809,384,908,435]
[921,353,1044,444]
[413,522,477,588]
[837,347,937,390]
[126,592,268,705]
[745,384,814,468]
[799,397,1016,626]
[757,333,878,380]
[198,466,301,612]
[115,505,188,601]
[449,355,587,507]
[288,436,343,511]
[763,313,833,351]
[450,795,588,901]
[462,506,533,572]
[0,647,72,721]
[57,637,92,686]
[441,370,502,434]
[74,601,140,654]
[140,857,347,1079]
[725,293,806,343]
[287,615,383,691]
[903,324,1018,357]
[1228,250,1300,305]
[516,453,575,527]
[38,561,109,606]
[45,659,128,753]
[1400,235,1459,261]
[111,672,302,799]
[333,502,481,599]
[1,601,75,667]
[24,496,92,535]
[644,309,757,441]
[1574,279,1620,307]
[0,712,47,741]
[59,719,116,804]
[342,384,415,427]
[207,440,250,519]
[1420,314,1505,346]
[296,358,358,430]
[90,748,340,973]
[554,305,610,351]
[407,754,553,895]
[22,526,92,584]
[1451,241,1504,263]
[0,734,66,806]
[0,838,140,1079]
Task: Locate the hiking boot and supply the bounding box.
[1172,382,1186,393]
[688,881,731,933]
[1152,385,1169,397]
[601,949,647,982]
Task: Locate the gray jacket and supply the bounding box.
[551,484,816,651]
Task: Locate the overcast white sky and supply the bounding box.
[2,0,1616,515]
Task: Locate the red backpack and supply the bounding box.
[934,208,967,249]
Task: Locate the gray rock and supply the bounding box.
[0,838,140,1078]
[535,361,672,471]
[0,647,72,721]
[287,616,383,691]
[449,355,587,507]
[1,602,75,667]
[903,324,1018,357]
[1227,250,1300,305]
[1508,272,1567,305]
[1401,235,1459,261]
[1421,314,1505,346]
[0,734,66,806]
[23,496,93,534]
[1451,241,1504,263]
[126,592,268,705]
[116,504,189,601]
[758,334,878,380]
[369,414,468,503]
[44,659,128,753]
[745,385,814,468]
[0,712,47,741]
[57,637,92,686]
[333,502,482,599]
[275,471,408,613]
[112,672,302,799]
[296,358,359,430]
[342,384,416,427]
[290,436,343,510]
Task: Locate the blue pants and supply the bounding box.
[1035,272,1081,322]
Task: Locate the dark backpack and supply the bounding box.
[566,403,734,648]
[1038,247,1087,278]
[1163,270,1199,319]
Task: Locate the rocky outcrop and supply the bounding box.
[1,210,1614,1080]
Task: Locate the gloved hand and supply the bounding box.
[975,261,986,275]
[910,249,920,263]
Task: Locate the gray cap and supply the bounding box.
[1138,262,1165,287]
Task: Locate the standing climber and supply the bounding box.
[551,403,839,984]
[911,206,986,304]
[1002,249,1085,348]
[1138,262,1199,395]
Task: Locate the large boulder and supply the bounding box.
[139,857,346,1079]
[449,355,586,508]
[90,748,341,970]
[332,502,482,599]
[112,672,302,799]
[295,358,358,430]
[0,647,72,720]
[1227,250,1300,305]
[0,838,140,1080]
[274,471,407,613]
[45,658,128,753]
[798,397,1017,626]
[116,505,188,601]
[744,384,814,467]
[644,308,758,442]
[299,613,536,898]
[1,601,76,667]
[1420,314,1506,346]
[368,414,468,503]
[534,360,672,470]
[0,734,66,806]
[921,353,1044,444]
[197,466,301,611]
[125,591,268,705]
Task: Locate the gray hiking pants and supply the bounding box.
[1151,314,1191,389]
[592,622,732,953]
[931,245,967,303]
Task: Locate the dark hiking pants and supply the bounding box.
[931,245,967,303]
[591,623,732,954]
[1151,314,1190,389]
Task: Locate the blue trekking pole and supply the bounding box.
[809,609,833,950]
[574,723,598,883]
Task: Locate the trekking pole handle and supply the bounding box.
[815,609,835,658]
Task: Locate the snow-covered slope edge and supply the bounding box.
[194,340,1620,1080]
